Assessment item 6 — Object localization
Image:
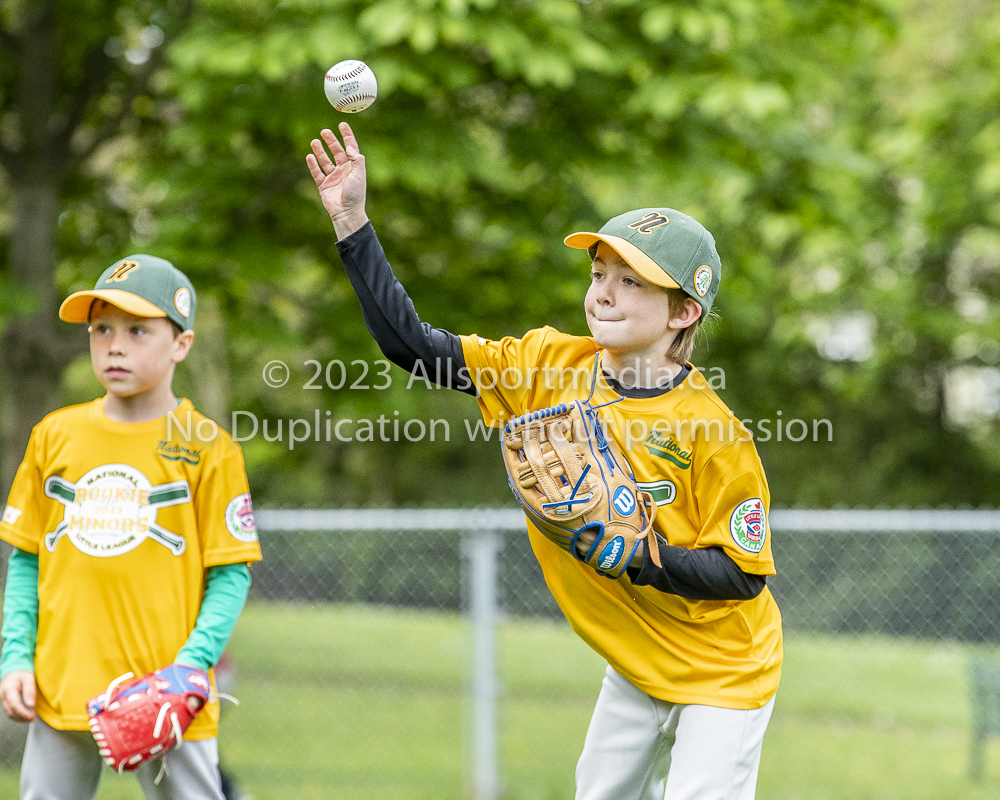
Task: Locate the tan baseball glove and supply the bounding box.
[502,399,661,579]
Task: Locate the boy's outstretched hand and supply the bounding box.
[307,122,370,240]
[0,670,36,722]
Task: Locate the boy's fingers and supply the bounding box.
[338,122,360,158]
[305,153,325,185]
[1,688,32,721]
[320,127,348,166]
[21,676,35,708]
[310,136,337,173]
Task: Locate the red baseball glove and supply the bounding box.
[86,664,212,774]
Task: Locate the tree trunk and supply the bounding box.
[0,181,75,498]
[0,1,75,499]
[0,0,193,500]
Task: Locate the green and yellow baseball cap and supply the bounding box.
[564,208,722,315]
[59,254,196,331]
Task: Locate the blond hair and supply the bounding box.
[665,288,702,364]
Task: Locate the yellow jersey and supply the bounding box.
[0,398,262,737]
[461,327,782,709]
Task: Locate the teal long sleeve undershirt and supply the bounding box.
[175,562,252,671]
[0,547,39,677]
[1,548,251,677]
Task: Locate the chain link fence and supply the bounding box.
[3,508,1000,799]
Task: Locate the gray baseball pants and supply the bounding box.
[19,716,225,800]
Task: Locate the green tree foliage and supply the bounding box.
[754,0,1000,506]
[2,0,998,508]
[0,0,196,492]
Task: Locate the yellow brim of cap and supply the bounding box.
[59,289,167,323]
[564,232,681,290]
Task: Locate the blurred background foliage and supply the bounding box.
[2,0,999,508]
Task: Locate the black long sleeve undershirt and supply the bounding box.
[336,222,476,395]
[334,222,766,602]
[630,543,765,601]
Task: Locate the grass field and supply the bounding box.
[3,601,1000,798]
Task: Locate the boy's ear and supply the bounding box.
[668,297,702,330]
[171,330,195,363]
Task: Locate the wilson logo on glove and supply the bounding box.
[501,389,661,580]
[612,486,636,515]
[598,537,625,571]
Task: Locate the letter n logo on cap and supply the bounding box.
[106,260,140,283]
[627,212,669,235]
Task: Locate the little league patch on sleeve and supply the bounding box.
[730,498,767,553]
[2,505,23,525]
[225,493,258,542]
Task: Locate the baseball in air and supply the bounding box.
[324,60,378,113]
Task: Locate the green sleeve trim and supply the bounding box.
[1,548,39,678]
[175,562,251,672]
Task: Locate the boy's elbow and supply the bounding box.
[734,573,766,601]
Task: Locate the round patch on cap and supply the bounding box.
[694,266,713,298]
[174,288,192,318]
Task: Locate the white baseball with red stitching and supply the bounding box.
[324,60,378,113]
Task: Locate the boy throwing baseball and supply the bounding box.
[308,123,781,800]
[0,256,262,799]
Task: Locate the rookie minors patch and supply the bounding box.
[730,498,766,553]
[225,493,258,542]
[42,465,190,557]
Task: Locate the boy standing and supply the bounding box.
[307,123,781,800]
[0,255,262,799]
